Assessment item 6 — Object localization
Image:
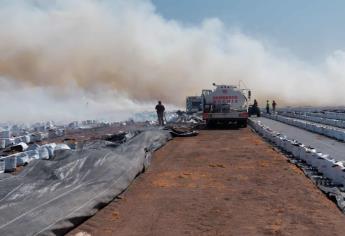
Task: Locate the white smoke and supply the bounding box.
[0,0,344,122]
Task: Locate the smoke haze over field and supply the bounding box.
[0,0,345,122]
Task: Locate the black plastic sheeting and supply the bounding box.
[0,130,171,236]
[289,157,345,213]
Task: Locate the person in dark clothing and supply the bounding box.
[253,99,258,108]
[272,100,277,113]
[155,101,165,126]
[250,99,261,117]
[266,100,270,114]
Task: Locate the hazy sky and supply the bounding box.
[152,0,345,63]
[1,0,345,122]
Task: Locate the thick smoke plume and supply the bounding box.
[0,0,344,122]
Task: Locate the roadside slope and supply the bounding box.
[69,129,345,236]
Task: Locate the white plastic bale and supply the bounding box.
[332,130,340,140]
[30,134,38,142]
[324,129,333,138]
[281,140,289,152]
[39,147,50,160]
[278,138,286,149]
[4,155,17,172]
[16,153,30,166]
[22,135,31,143]
[306,123,313,131]
[26,150,40,160]
[14,137,22,145]
[0,158,5,173]
[291,144,300,157]
[310,153,325,168]
[36,133,43,142]
[278,137,285,148]
[0,130,11,139]
[43,143,56,158]
[333,130,343,141]
[273,136,280,145]
[5,138,14,147]
[330,130,338,139]
[298,147,308,161]
[267,132,275,142]
[0,139,5,149]
[315,126,323,134]
[304,150,316,166]
[54,143,71,151]
[339,131,345,141]
[17,142,29,151]
[284,141,294,153]
[334,113,339,120]
[320,161,342,184]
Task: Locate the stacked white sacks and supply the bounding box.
[30,132,49,142]
[38,146,50,160]
[249,119,345,187]
[54,143,71,151]
[0,130,11,139]
[48,129,65,138]
[22,135,31,143]
[26,150,40,160]
[280,112,345,129]
[16,152,30,166]
[0,131,49,150]
[4,155,17,172]
[263,113,345,142]
[0,139,5,149]
[310,111,345,121]
[0,142,72,172]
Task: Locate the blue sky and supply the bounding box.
[152,0,345,63]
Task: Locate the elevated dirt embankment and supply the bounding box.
[69,128,345,236]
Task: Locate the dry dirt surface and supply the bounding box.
[68,128,345,236]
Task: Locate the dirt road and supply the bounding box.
[69,128,345,236]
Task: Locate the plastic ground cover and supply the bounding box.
[0,130,171,236]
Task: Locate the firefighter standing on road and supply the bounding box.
[266,100,270,114]
[253,99,258,108]
[272,100,277,113]
[155,101,165,126]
